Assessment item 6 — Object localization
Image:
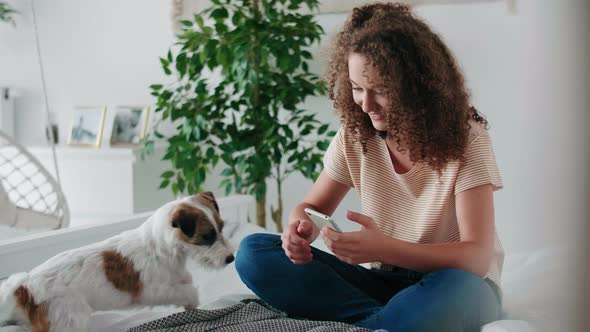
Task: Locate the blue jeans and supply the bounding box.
[235,233,501,332]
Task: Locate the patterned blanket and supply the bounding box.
[128,299,371,332]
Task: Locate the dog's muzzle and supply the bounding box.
[225,254,235,264]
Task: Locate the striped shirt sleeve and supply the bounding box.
[322,128,354,187]
[454,130,503,195]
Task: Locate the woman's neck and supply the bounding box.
[384,133,409,154]
[384,134,415,174]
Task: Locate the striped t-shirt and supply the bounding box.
[323,121,504,289]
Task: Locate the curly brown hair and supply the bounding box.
[326,2,488,172]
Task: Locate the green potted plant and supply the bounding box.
[146,0,335,231]
[0,1,17,26]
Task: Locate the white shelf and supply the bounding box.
[28,145,148,161]
[27,146,175,226]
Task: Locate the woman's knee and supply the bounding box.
[235,233,282,283]
[423,268,484,287]
[422,268,501,325]
[237,233,280,253]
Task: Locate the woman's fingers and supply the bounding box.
[281,221,313,264]
[285,245,313,264]
[282,222,307,245]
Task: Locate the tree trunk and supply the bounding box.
[256,194,266,228]
[271,175,283,233]
[251,0,265,230]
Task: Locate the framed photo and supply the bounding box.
[67,106,106,147]
[110,106,150,146]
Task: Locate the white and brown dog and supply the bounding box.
[0,192,235,332]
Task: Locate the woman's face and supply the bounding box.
[348,52,389,131]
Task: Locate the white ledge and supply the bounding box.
[26,145,166,162]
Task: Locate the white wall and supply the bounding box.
[0,0,588,330]
[264,0,589,257]
[0,0,174,146]
[1,0,587,255]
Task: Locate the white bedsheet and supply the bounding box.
[1,222,575,332]
[84,224,563,332]
[85,229,578,332]
[87,221,267,332]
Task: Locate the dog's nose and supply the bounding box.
[225,254,235,264]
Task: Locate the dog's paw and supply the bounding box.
[183,304,197,311]
[183,299,199,311]
[180,272,193,285]
[177,284,199,310]
[183,293,199,311]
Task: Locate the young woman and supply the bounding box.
[236,3,504,331]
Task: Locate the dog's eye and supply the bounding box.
[202,230,217,245]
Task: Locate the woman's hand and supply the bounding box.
[321,210,388,265]
[281,219,316,265]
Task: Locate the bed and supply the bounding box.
[0,194,571,332]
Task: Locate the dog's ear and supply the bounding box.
[199,191,219,213]
[171,207,198,238]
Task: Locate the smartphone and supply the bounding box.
[303,208,342,233]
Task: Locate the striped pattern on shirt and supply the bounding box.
[322,121,504,290]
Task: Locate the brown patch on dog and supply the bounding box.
[170,202,218,246]
[196,191,219,212]
[102,250,143,299]
[14,286,50,332]
[192,192,224,232]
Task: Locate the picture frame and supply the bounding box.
[109,106,150,147]
[67,106,106,147]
